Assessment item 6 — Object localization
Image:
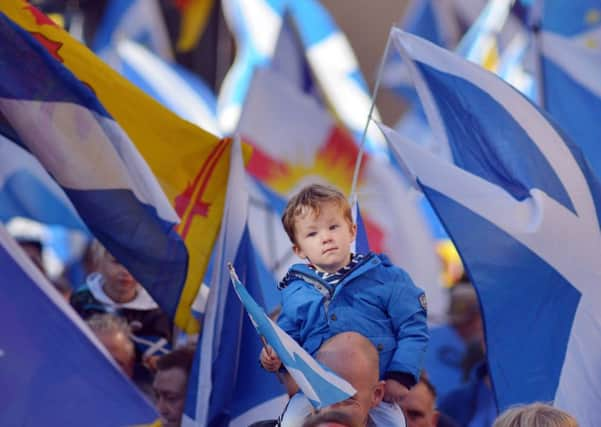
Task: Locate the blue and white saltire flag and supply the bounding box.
[228,264,357,409]
[92,0,173,62]
[183,138,287,427]
[536,1,601,181]
[383,27,601,425]
[0,13,188,318]
[0,223,157,426]
[110,40,221,136]
[0,134,88,233]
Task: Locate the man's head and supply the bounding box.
[153,347,195,427]
[302,410,360,427]
[399,373,439,427]
[91,240,139,303]
[316,332,384,426]
[493,402,578,427]
[87,313,135,378]
[282,184,356,273]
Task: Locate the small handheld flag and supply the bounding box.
[227,263,356,409]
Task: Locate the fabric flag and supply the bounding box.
[0,134,87,233]
[385,28,601,425]
[93,0,173,61]
[110,39,220,136]
[174,0,215,52]
[238,67,448,323]
[218,0,385,153]
[381,0,487,99]
[183,138,287,427]
[0,13,188,319]
[228,264,356,409]
[536,1,601,181]
[2,2,231,332]
[351,197,371,256]
[0,223,157,426]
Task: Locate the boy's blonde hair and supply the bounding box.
[282,184,353,244]
[493,403,578,427]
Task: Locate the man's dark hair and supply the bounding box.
[156,346,195,374]
[302,410,359,427]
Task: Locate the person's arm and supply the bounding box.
[385,268,429,388]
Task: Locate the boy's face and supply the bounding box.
[292,201,356,273]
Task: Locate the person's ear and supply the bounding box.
[350,222,357,240]
[372,380,385,408]
[292,244,305,260]
[432,410,440,426]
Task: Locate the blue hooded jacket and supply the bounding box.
[277,253,429,386]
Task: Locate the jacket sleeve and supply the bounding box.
[276,285,302,345]
[385,267,429,386]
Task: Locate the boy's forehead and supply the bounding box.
[295,201,345,221]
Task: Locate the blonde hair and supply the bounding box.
[493,403,578,427]
[281,184,352,244]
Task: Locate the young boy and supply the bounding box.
[260,184,429,425]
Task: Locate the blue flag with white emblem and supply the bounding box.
[536,0,601,181]
[0,223,157,426]
[383,28,601,425]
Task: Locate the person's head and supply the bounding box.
[91,240,139,303]
[153,347,195,427]
[400,373,439,427]
[87,313,135,377]
[282,184,356,273]
[316,332,384,426]
[493,402,578,427]
[302,410,360,427]
[448,281,483,344]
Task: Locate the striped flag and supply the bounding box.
[2,2,232,332]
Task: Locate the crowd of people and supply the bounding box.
[14,183,580,427]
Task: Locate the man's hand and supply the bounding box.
[260,345,282,372]
[383,379,409,404]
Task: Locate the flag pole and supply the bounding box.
[350,28,393,204]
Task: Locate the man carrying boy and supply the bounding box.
[260,184,429,425]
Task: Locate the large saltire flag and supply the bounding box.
[0,223,158,426]
[0,12,188,319]
[383,27,601,425]
[183,138,287,427]
[1,1,231,332]
[535,0,601,181]
[238,67,448,322]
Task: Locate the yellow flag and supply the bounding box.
[175,0,215,52]
[2,1,228,332]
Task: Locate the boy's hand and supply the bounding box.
[383,379,409,404]
[260,345,282,372]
